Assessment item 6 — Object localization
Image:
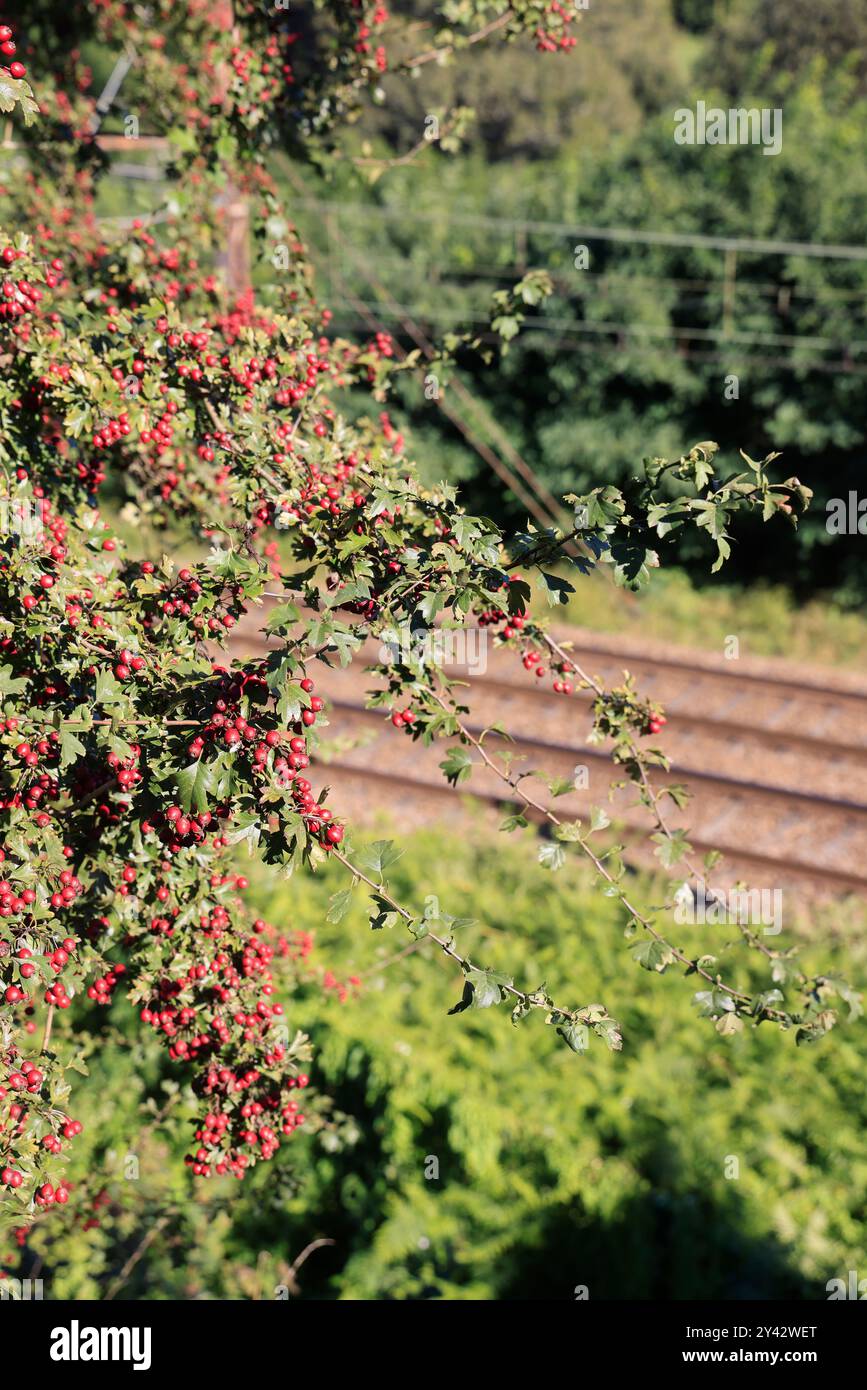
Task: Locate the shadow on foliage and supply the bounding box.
[494,1186,814,1301]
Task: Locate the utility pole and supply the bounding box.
[213,0,251,296]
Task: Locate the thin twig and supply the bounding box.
[104,1217,170,1301]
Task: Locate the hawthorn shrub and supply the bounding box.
[0,4,859,1273]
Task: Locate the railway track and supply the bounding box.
[319,761,867,897]
[226,614,867,897]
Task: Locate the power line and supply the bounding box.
[291,197,867,263]
[281,170,568,532]
[321,305,867,377]
[288,196,867,373]
[322,293,867,358]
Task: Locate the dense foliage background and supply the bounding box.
[277,0,867,607]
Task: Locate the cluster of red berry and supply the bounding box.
[0,767,63,821]
[0,24,27,81]
[91,411,132,452]
[190,1068,310,1179]
[352,0,389,71]
[321,970,362,1005]
[477,600,579,697]
[278,771,344,848]
[139,941,285,1062]
[378,410,404,458]
[86,962,125,1004]
[129,905,312,1177]
[275,454,365,529]
[80,1186,111,1233]
[272,926,314,964]
[137,565,240,638]
[107,745,142,794]
[146,665,345,852]
[534,1,580,52]
[34,1179,70,1207]
[3,1060,45,1095]
[520,647,575,695]
[226,32,292,114]
[0,865,80,934]
[7,724,58,769]
[44,978,72,1010]
[0,247,47,332]
[1,1045,83,1195]
[152,804,220,853]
